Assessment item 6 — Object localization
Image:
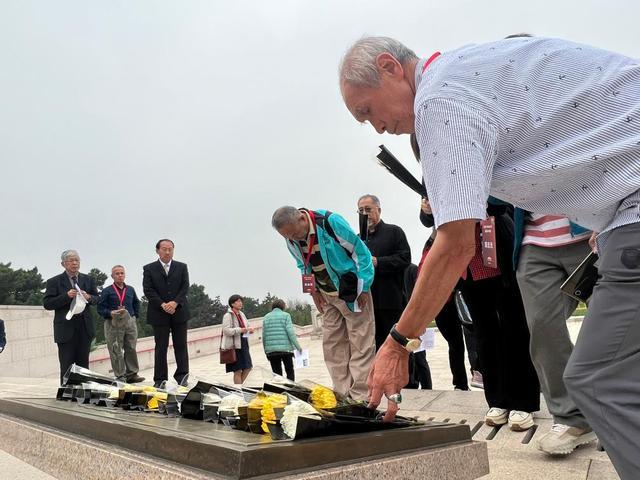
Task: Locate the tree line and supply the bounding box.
[0,262,312,344]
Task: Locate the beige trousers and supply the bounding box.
[320,292,376,401]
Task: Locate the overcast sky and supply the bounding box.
[1,0,638,303]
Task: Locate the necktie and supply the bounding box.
[163,263,169,275]
[71,276,78,288]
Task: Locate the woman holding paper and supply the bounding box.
[262,300,302,381]
[222,294,254,384]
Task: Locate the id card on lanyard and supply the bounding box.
[300,211,317,294]
[480,216,498,268]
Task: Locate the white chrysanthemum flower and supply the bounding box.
[281,401,321,439]
[218,394,248,415]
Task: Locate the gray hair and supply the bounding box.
[271,206,302,230]
[358,194,381,206]
[339,36,418,88]
[61,250,80,262]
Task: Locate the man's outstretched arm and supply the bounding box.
[368,218,477,421]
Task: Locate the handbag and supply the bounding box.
[219,314,238,364]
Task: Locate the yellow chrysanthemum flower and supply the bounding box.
[309,386,337,409]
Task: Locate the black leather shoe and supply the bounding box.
[127,375,146,383]
[153,381,165,389]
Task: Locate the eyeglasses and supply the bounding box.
[358,206,379,214]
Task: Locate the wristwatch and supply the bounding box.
[390,324,421,352]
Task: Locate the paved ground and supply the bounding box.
[0,318,619,479]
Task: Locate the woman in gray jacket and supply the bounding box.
[222,295,254,384]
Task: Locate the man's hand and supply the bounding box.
[589,231,599,254]
[420,198,432,215]
[111,308,125,317]
[311,291,326,314]
[357,293,369,310]
[161,301,178,314]
[81,291,91,301]
[367,336,409,422]
[372,257,378,267]
[161,302,174,314]
[67,289,77,299]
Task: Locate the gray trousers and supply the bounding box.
[104,312,140,379]
[564,222,640,480]
[516,239,591,429]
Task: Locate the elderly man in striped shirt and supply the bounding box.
[340,36,640,479]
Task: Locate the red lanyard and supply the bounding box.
[299,210,317,269]
[113,284,127,307]
[422,51,441,74]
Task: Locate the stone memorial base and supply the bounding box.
[0,398,489,479]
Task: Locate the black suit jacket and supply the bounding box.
[43,272,98,343]
[365,221,412,310]
[142,260,190,326]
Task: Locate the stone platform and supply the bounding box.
[0,397,489,479]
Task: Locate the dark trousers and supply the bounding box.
[463,274,540,412]
[407,351,432,389]
[267,352,295,381]
[435,300,474,390]
[463,324,480,372]
[152,320,189,384]
[57,318,92,385]
[373,308,402,351]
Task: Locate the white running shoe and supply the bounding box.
[484,407,509,426]
[537,424,597,455]
[508,410,535,431]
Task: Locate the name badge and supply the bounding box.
[480,216,498,268]
[302,274,316,293]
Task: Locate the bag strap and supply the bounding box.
[313,210,353,258]
[219,312,230,351]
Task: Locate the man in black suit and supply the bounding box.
[43,250,99,384]
[143,239,190,387]
[357,194,411,350]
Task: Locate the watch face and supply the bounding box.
[406,339,422,352]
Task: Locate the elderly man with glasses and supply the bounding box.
[357,194,411,350]
[44,250,99,384]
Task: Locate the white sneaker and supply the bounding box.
[537,424,597,455]
[508,410,534,431]
[484,407,509,426]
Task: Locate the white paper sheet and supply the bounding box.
[414,328,435,353]
[294,349,310,369]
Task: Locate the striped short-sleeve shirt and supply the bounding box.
[522,214,591,247]
[415,37,640,245]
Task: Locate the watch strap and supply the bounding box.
[389,324,409,347]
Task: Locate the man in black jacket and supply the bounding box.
[143,239,190,387]
[357,195,411,350]
[43,250,99,384]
